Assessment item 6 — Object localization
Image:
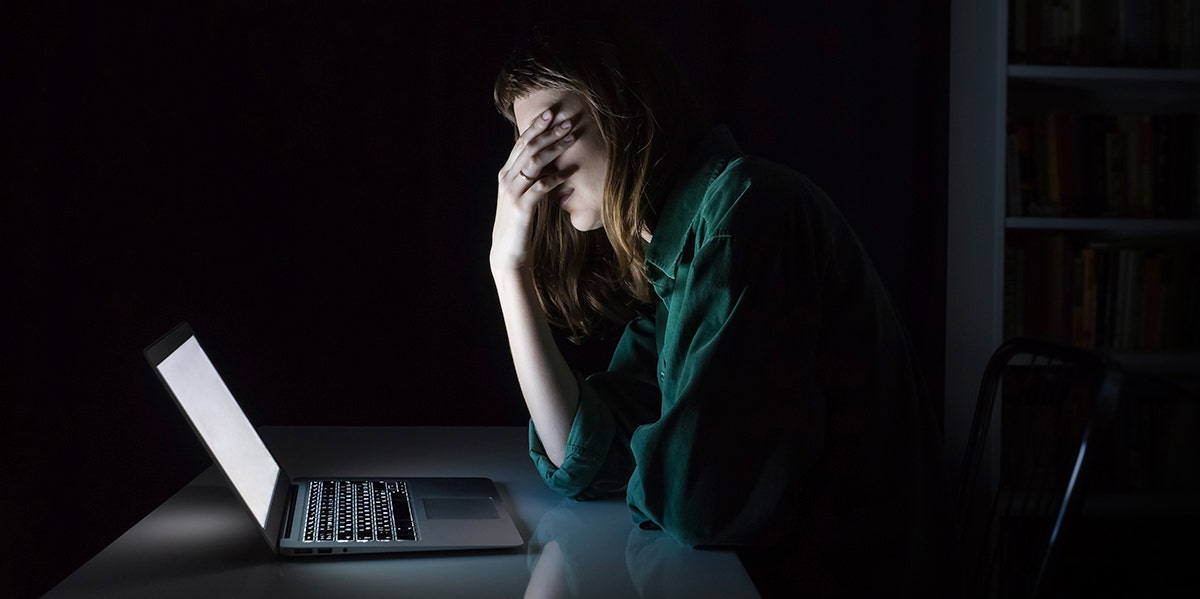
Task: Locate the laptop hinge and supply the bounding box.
[282,483,299,543]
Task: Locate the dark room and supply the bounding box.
[6,1,1199,597]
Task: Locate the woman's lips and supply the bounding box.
[558,188,574,209]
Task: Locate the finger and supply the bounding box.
[524,165,577,196]
[504,114,574,183]
[516,165,577,210]
[499,109,554,177]
[512,121,575,183]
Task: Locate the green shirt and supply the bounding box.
[528,125,952,588]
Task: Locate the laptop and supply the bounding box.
[144,320,525,556]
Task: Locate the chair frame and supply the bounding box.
[955,337,1123,598]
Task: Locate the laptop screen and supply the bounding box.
[156,336,281,529]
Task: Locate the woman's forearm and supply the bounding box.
[492,267,579,467]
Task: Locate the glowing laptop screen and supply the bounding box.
[156,336,280,529]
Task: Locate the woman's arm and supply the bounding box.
[528,312,662,500]
[491,268,579,467]
[490,107,578,466]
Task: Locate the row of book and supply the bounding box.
[1006,112,1199,218]
[1102,374,1200,491]
[999,367,1200,492]
[1009,0,1200,67]
[998,348,1200,494]
[1004,235,1199,350]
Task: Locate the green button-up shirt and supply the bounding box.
[528,125,952,588]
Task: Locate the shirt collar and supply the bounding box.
[645,124,742,275]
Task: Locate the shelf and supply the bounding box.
[994,488,1200,518]
[1002,350,1200,376]
[1006,218,1200,234]
[1101,350,1200,376]
[1084,490,1200,518]
[1009,65,1200,90]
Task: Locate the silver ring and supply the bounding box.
[518,170,534,181]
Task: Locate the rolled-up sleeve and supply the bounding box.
[529,315,661,500]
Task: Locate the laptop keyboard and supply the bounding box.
[301,480,416,543]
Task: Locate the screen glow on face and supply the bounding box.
[157,336,280,529]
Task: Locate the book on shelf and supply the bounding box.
[1004,235,1199,351]
[997,359,1199,495]
[1079,246,1098,349]
[1007,128,1026,217]
[1009,0,1200,67]
[1141,251,1166,349]
[1006,112,1198,218]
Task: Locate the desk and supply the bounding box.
[45,426,761,598]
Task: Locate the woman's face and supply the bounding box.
[513,89,608,232]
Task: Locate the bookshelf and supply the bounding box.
[947,0,1200,497]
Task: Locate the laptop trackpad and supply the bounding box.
[423,497,500,520]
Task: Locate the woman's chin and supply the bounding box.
[567,214,604,232]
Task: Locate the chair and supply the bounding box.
[955,337,1123,598]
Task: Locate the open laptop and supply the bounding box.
[144,320,525,556]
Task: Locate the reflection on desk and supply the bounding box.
[44,427,759,598]
[47,475,758,599]
[45,473,536,598]
[524,503,760,599]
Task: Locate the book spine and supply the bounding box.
[1127,248,1145,348]
[1007,130,1024,217]
[1071,248,1085,347]
[1005,245,1026,339]
[1048,235,1067,343]
[1081,247,1098,349]
[1094,246,1112,348]
[1106,122,1129,216]
[1136,115,1155,217]
[1115,249,1131,349]
[1046,113,1063,211]
[1139,252,1165,350]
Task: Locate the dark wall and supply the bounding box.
[3,2,948,596]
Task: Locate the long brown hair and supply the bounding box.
[493,11,709,343]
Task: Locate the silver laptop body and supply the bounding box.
[144,321,524,556]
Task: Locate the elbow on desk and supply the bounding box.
[637,507,767,549]
[646,520,749,550]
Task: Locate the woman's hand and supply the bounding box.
[489,108,582,468]
[491,108,575,275]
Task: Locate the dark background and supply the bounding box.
[4,1,949,596]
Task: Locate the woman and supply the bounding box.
[489,12,956,597]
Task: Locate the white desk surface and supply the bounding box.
[46,426,760,598]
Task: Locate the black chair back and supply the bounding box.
[955,337,1122,598]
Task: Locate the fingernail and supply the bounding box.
[562,134,574,143]
[541,110,552,121]
[559,120,572,130]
